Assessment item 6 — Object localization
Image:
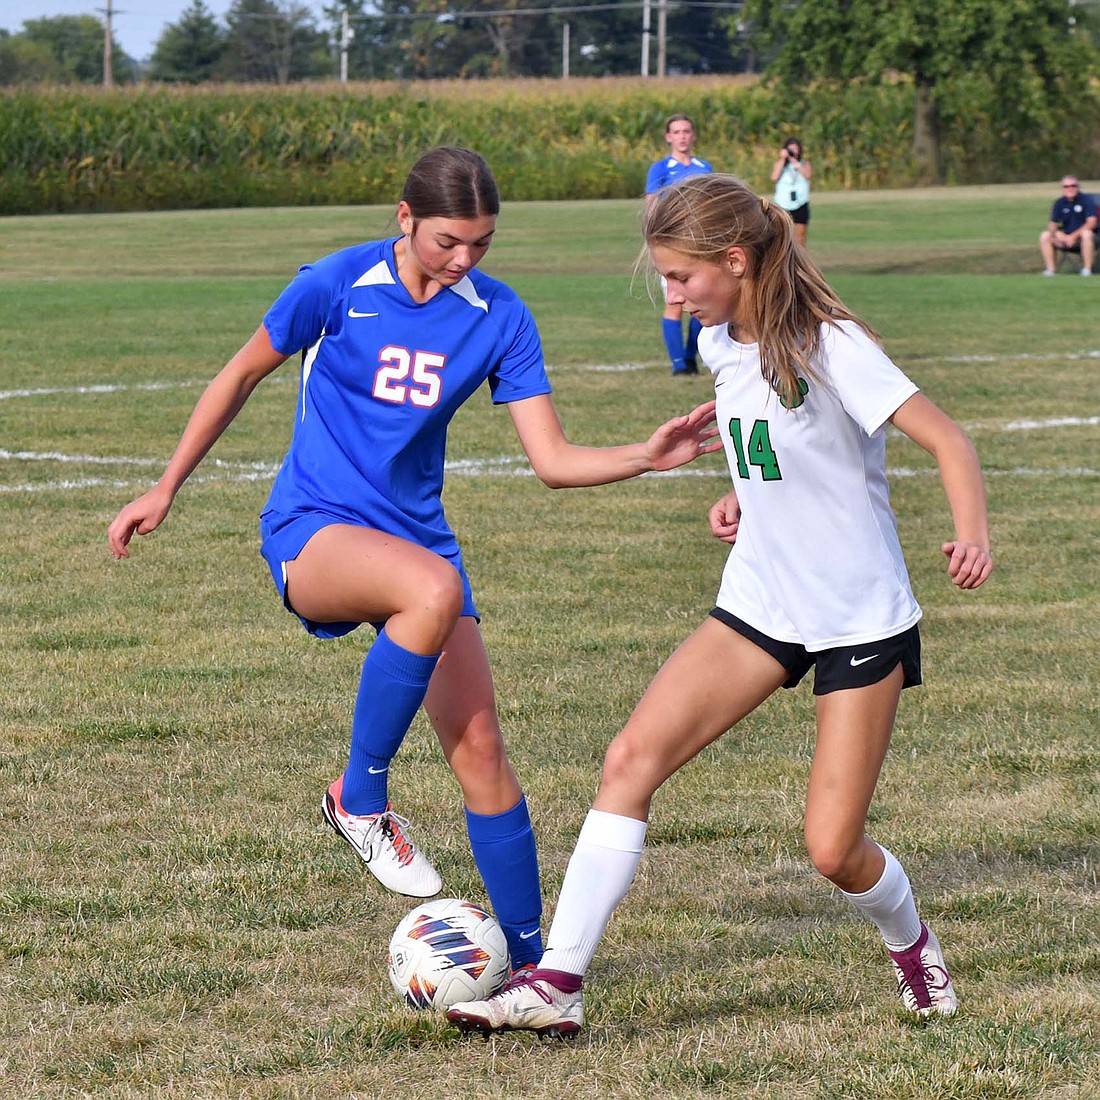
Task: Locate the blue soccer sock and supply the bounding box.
[466,797,544,967]
[662,317,687,373]
[685,316,703,363]
[341,628,440,816]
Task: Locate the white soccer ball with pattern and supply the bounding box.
[387,897,510,1010]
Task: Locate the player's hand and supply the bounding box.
[647,400,722,471]
[107,487,174,559]
[709,490,741,544]
[941,540,993,589]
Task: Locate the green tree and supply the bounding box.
[320,1,739,80]
[150,0,227,83]
[19,14,135,83]
[221,0,329,82]
[743,0,1095,183]
[0,30,65,84]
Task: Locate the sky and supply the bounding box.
[1,1,326,62]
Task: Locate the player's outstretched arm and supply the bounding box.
[889,393,993,590]
[646,400,722,471]
[107,326,289,559]
[507,394,719,489]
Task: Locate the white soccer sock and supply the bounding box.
[839,844,923,952]
[539,809,648,978]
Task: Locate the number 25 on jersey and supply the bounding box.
[373,346,445,408]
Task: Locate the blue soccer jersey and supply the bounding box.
[645,155,713,195]
[258,237,552,629]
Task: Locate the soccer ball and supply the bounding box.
[387,897,510,1010]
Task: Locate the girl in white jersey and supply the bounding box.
[448,173,993,1037]
[107,148,719,980]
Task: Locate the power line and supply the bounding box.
[338,1,742,20]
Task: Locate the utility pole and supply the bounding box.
[640,0,651,76]
[561,21,570,78]
[101,0,114,87]
[656,0,667,78]
[340,8,353,83]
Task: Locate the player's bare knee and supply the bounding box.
[416,565,465,627]
[600,732,656,795]
[804,832,859,883]
[455,722,508,771]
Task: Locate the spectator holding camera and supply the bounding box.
[771,136,812,247]
[1040,176,1096,276]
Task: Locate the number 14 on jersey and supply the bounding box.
[728,418,782,481]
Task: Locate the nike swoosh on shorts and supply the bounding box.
[849,654,880,667]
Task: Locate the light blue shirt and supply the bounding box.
[773,162,810,210]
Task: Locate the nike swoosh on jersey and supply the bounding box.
[849,654,880,667]
[348,308,379,318]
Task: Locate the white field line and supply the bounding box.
[1,455,1096,495]
[0,380,213,402]
[1,373,1097,494]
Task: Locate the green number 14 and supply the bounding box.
[728,418,782,480]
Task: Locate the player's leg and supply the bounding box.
[448,617,789,1035]
[807,666,956,1016]
[660,272,690,375]
[288,524,463,896]
[423,617,544,968]
[684,316,703,373]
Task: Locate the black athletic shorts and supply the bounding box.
[787,202,810,226]
[709,609,921,696]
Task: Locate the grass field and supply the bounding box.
[1,181,1098,1100]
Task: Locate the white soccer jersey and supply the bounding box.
[701,319,922,651]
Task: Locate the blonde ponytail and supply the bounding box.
[642,175,877,408]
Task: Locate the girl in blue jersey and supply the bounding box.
[447,174,993,1036]
[644,113,713,376]
[107,147,719,976]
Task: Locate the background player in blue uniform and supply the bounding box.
[107,146,720,977]
[645,113,713,376]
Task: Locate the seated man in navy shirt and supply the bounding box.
[1040,176,1097,276]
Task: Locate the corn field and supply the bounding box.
[1,76,1090,214]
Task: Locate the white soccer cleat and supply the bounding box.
[322,779,442,898]
[447,969,584,1038]
[889,923,958,1018]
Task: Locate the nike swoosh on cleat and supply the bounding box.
[348,308,379,318]
[850,654,880,667]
